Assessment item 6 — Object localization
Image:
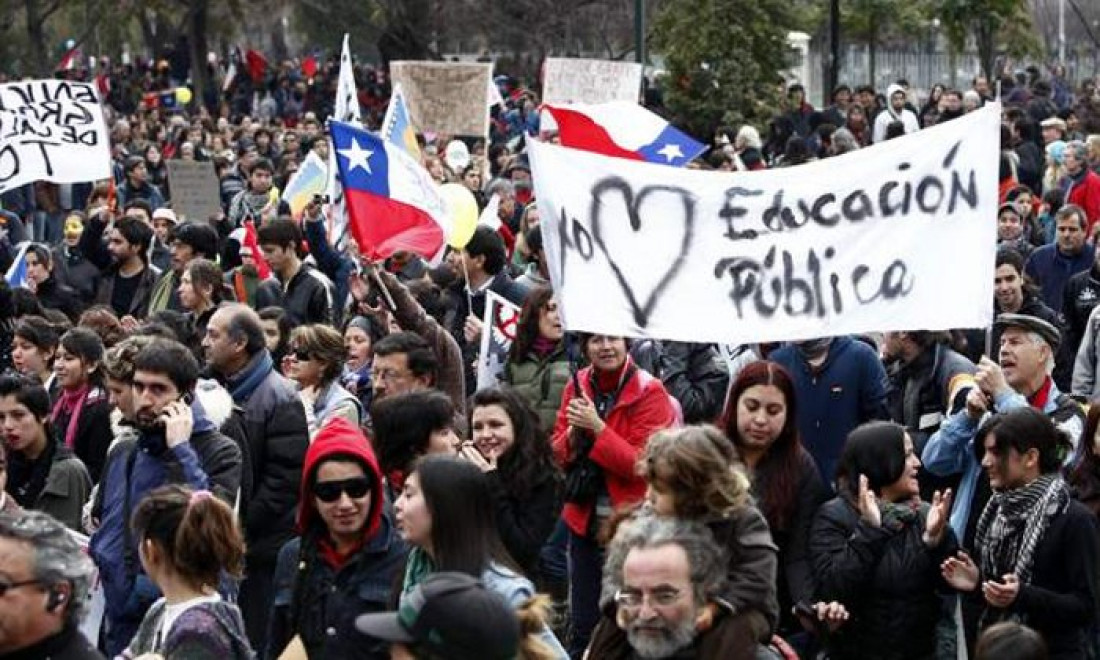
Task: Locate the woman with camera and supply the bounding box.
[550,333,678,656]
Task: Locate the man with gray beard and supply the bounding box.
[587,515,768,660]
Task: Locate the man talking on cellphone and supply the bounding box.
[88,338,242,656]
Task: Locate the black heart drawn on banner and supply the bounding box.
[588,177,697,328]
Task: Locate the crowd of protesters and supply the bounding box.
[2,48,1100,660]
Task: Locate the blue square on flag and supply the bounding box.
[331,121,390,197]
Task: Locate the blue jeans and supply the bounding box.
[539,519,569,582]
[568,529,604,659]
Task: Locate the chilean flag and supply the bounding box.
[330,120,451,262]
[543,101,706,167]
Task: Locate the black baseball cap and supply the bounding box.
[355,572,520,660]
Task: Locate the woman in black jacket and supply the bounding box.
[810,421,956,660]
[51,328,113,483]
[25,244,83,322]
[462,386,562,580]
[722,360,831,636]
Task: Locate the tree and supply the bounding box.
[652,0,794,139]
[935,0,1037,78]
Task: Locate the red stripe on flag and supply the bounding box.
[544,106,644,162]
[346,190,445,261]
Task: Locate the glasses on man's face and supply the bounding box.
[0,577,41,597]
[374,369,410,384]
[614,587,684,611]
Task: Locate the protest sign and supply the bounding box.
[166,160,221,222]
[529,103,1001,345]
[0,79,110,194]
[390,61,492,137]
[477,291,522,390]
[542,57,643,104]
[282,151,328,219]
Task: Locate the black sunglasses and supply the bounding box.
[313,477,371,503]
[293,349,313,362]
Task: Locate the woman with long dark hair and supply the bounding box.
[504,285,569,434]
[394,456,567,658]
[810,421,955,660]
[52,327,112,482]
[463,387,562,579]
[24,243,82,321]
[722,360,831,636]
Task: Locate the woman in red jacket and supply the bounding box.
[551,333,678,656]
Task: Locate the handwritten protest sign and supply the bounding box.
[0,79,110,194]
[167,160,221,222]
[529,103,1001,345]
[542,58,643,104]
[477,291,521,390]
[389,61,492,137]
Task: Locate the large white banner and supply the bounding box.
[542,57,643,104]
[529,103,1001,345]
[0,79,110,194]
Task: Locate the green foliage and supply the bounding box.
[933,0,1036,75]
[652,0,795,140]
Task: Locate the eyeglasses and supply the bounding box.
[0,578,42,597]
[293,349,313,362]
[614,587,684,611]
[374,369,410,383]
[313,477,371,503]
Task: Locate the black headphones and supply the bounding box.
[45,587,66,613]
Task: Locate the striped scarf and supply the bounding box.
[974,473,1069,586]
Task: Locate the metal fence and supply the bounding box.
[794,44,1100,105]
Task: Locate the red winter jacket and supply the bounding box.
[551,360,677,536]
[1068,169,1100,238]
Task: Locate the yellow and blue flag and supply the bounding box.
[381,83,421,161]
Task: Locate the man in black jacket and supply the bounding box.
[255,218,334,325]
[942,407,1100,657]
[0,510,103,659]
[630,340,730,424]
[448,226,529,394]
[202,302,309,647]
[79,212,160,320]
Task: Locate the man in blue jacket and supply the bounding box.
[771,335,889,487]
[88,339,241,655]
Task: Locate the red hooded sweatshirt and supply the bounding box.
[297,418,385,568]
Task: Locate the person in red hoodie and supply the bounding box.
[551,333,678,657]
[266,417,408,660]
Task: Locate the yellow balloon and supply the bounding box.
[175,87,193,105]
[441,183,479,248]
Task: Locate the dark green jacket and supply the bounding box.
[504,344,571,433]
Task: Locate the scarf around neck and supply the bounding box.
[975,472,1069,587]
[51,383,90,450]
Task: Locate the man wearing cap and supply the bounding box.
[923,314,1084,549]
[116,155,165,210]
[1040,117,1067,145]
[149,208,177,272]
[355,572,521,660]
[267,418,407,660]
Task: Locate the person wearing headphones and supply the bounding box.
[0,509,103,658]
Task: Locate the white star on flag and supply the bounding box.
[339,138,374,174]
[657,143,684,163]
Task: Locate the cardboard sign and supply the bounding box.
[389,61,492,137]
[167,160,221,222]
[542,57,643,104]
[0,79,111,194]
